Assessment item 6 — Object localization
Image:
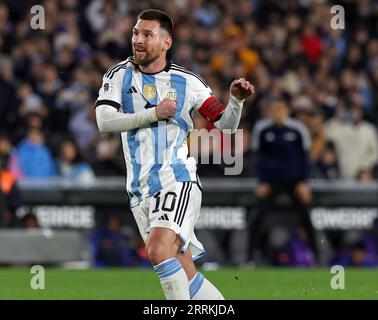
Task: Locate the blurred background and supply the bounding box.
[0,0,377,269]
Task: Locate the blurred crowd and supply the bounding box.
[0,0,378,266]
[0,0,377,183]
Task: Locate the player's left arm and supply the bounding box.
[214,78,254,133]
[196,78,255,133]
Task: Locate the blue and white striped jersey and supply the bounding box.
[96,57,213,207]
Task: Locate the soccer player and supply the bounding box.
[95,9,254,300]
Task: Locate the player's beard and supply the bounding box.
[133,47,160,67]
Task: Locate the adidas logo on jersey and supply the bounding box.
[158,214,169,221]
[127,86,137,94]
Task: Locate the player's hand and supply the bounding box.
[155,98,177,120]
[230,78,255,101]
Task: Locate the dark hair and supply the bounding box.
[60,137,84,164]
[325,140,336,151]
[137,9,174,35]
[21,213,39,228]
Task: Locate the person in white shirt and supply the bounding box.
[325,104,378,179]
[95,9,254,300]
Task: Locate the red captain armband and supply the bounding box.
[198,96,226,123]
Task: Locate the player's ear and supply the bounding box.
[163,34,172,52]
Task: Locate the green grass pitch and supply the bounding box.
[0,267,377,300]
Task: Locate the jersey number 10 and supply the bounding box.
[152,191,177,213]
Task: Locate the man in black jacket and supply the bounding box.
[248,99,318,264]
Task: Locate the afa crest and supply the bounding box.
[143,84,157,101]
[163,88,177,100]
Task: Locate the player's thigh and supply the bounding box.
[132,198,183,263]
[148,181,202,255]
[146,226,182,258]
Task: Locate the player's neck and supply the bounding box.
[139,56,168,74]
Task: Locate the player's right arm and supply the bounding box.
[95,67,176,133]
[96,104,157,133]
[96,99,176,133]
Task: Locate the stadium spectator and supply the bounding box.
[90,133,125,176]
[0,55,17,131]
[57,138,95,183]
[68,101,99,160]
[14,111,48,146]
[90,215,145,267]
[295,104,325,163]
[325,104,378,179]
[356,168,375,183]
[21,212,39,229]
[0,133,22,180]
[286,227,317,268]
[292,95,315,129]
[305,109,341,179]
[15,129,57,179]
[55,66,93,116]
[17,83,48,120]
[248,99,318,264]
[311,141,340,179]
[333,232,378,267]
[273,227,316,268]
[0,137,22,228]
[301,24,323,64]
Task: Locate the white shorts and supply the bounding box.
[131,181,205,261]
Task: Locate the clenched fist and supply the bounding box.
[155,98,177,120]
[230,78,255,101]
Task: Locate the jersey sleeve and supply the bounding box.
[191,76,213,109]
[191,77,225,123]
[95,64,124,110]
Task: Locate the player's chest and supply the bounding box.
[123,73,186,112]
